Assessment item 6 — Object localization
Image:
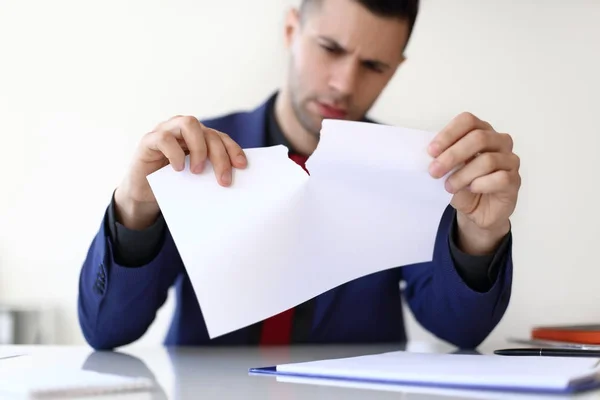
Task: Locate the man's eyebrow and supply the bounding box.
[317,36,392,70]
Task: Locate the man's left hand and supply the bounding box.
[427,112,521,255]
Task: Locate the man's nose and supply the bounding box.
[328,59,359,97]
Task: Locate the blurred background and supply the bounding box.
[0,0,598,347]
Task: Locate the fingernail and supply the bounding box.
[429,161,443,177]
[445,180,454,193]
[193,161,205,174]
[428,141,440,156]
[236,155,247,166]
[221,171,231,186]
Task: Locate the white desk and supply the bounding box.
[0,342,598,399]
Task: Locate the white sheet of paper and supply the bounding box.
[273,351,600,392]
[147,119,452,338]
[275,375,576,400]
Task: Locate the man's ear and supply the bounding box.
[284,8,301,48]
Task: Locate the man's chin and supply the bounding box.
[297,113,324,137]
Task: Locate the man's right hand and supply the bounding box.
[114,115,247,230]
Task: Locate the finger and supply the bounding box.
[160,116,208,174]
[175,138,190,155]
[429,130,513,178]
[444,153,520,194]
[469,170,521,194]
[211,129,247,169]
[205,129,233,187]
[149,131,186,171]
[428,112,493,157]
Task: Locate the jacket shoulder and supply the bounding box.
[195,99,269,148]
[198,110,245,133]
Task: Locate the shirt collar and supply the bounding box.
[265,93,294,150]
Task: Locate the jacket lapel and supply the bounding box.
[312,287,341,335]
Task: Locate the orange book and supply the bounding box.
[532,324,600,344]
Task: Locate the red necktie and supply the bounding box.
[259,152,309,346]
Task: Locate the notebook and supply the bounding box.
[249,350,600,394]
[275,374,591,400]
[0,349,26,360]
[0,367,155,398]
[532,324,600,345]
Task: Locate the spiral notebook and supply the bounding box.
[249,350,600,394]
[0,367,155,398]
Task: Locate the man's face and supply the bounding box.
[285,0,411,136]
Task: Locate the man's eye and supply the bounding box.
[363,62,384,73]
[321,44,341,54]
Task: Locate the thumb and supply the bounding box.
[450,190,481,215]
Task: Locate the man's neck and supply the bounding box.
[274,89,319,157]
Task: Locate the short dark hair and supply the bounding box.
[300,0,420,39]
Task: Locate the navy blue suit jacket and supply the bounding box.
[78,97,513,350]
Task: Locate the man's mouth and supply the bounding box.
[316,102,348,119]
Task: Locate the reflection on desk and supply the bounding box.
[1,342,598,399]
[82,350,168,400]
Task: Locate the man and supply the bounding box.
[78,0,520,350]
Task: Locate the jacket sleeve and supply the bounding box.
[77,206,184,350]
[401,205,513,349]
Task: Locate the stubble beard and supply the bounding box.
[289,67,322,139]
[291,92,321,140]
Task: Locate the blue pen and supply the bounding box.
[495,348,600,358]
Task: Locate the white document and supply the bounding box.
[147,119,452,338]
[0,367,155,398]
[269,351,600,393]
[275,375,576,400]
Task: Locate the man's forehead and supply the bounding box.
[307,0,410,60]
